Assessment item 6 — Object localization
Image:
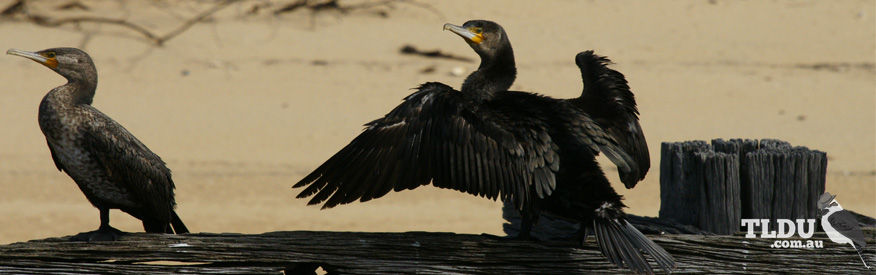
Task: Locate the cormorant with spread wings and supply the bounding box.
[294,20,672,273]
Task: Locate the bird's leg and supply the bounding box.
[576,224,591,246]
[483,206,539,241]
[70,208,126,242]
[852,244,871,269]
[95,208,125,238]
[98,207,110,228]
[516,210,536,241]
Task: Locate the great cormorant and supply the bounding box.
[7,47,188,241]
[294,21,673,273]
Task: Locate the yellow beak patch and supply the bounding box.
[469,33,484,44]
[44,57,59,69]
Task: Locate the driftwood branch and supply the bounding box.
[6,0,240,46]
[273,0,442,18]
[0,0,24,17]
[0,230,873,274]
[154,0,239,46]
[31,16,162,42]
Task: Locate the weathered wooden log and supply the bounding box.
[0,230,873,274]
[659,139,828,234]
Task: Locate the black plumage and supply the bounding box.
[571,51,649,188]
[7,47,188,241]
[294,20,673,273]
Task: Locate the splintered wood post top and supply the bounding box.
[659,139,827,234]
[0,230,873,274]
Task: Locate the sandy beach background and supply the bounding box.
[0,0,873,244]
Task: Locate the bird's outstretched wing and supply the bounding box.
[572,51,649,188]
[552,100,636,179]
[80,107,176,222]
[294,82,561,210]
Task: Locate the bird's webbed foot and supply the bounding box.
[70,225,127,242]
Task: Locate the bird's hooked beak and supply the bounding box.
[7,49,58,69]
[443,23,483,44]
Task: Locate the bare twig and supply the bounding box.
[273,0,308,14]
[32,16,163,43]
[157,0,239,46]
[273,0,442,19]
[76,29,95,49]
[55,1,89,11]
[18,0,241,47]
[0,0,25,17]
[346,0,443,18]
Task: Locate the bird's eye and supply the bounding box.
[46,52,56,58]
[471,27,483,34]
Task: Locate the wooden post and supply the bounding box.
[743,145,827,230]
[658,141,741,234]
[659,139,827,234]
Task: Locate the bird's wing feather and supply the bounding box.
[294,82,559,210]
[828,210,867,248]
[574,51,649,188]
[81,106,175,221]
[558,101,636,179]
[46,139,66,172]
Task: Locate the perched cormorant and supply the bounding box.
[7,48,188,241]
[294,20,673,273]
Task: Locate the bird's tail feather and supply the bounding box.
[592,218,675,274]
[141,211,189,234]
[170,210,189,234]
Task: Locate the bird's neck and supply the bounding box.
[461,47,516,102]
[55,78,97,106]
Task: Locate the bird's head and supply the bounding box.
[817,192,844,214]
[443,20,511,62]
[7,47,96,83]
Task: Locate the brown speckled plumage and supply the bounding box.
[9,47,187,240]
